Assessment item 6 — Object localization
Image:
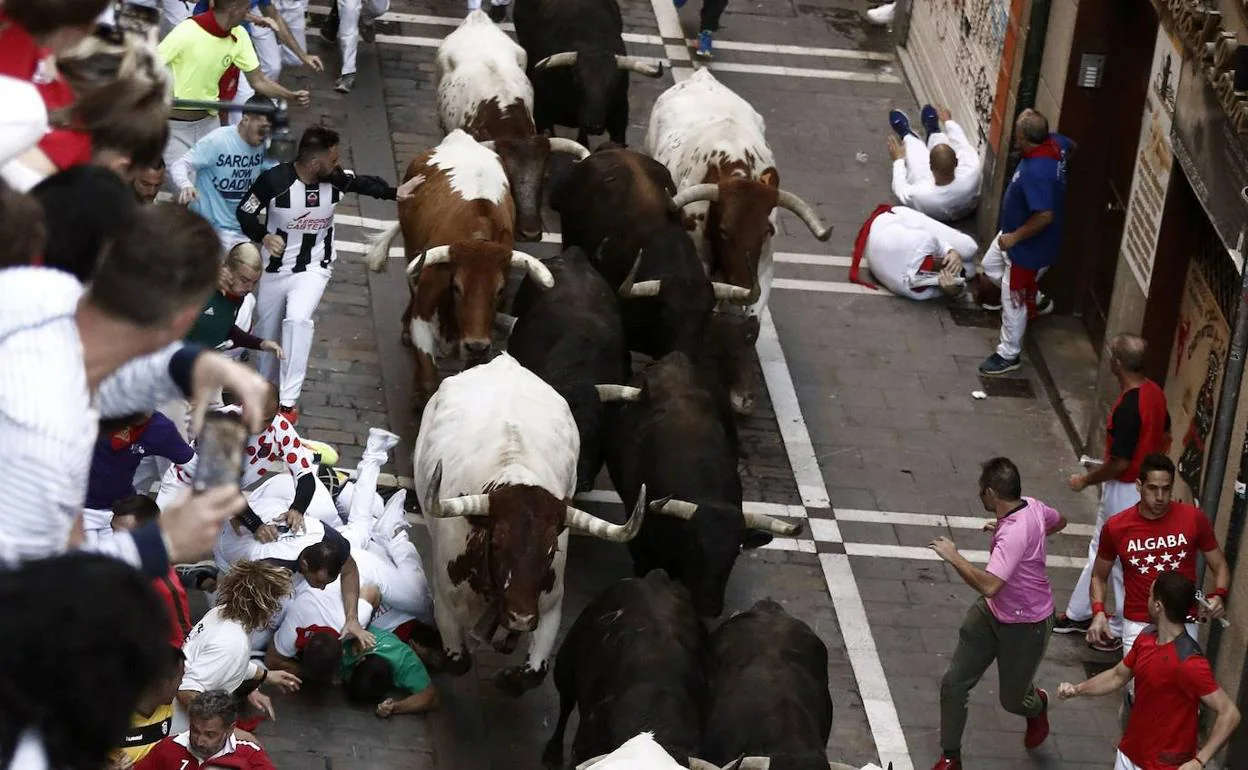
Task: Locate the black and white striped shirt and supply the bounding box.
[236,164,398,277]
[0,268,200,576]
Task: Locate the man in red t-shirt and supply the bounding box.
[1057,572,1240,770]
[1087,453,1230,659]
[112,495,194,648]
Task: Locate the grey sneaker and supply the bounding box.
[334,74,356,93]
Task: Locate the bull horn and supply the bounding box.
[479,140,496,150]
[687,761,720,770]
[575,757,608,770]
[493,313,518,336]
[565,483,647,542]
[743,511,803,536]
[549,137,590,159]
[535,51,577,69]
[434,493,491,517]
[649,498,698,519]
[510,251,555,288]
[614,55,664,77]
[594,384,642,402]
[407,245,453,275]
[712,282,752,303]
[672,183,720,208]
[776,189,833,242]
[623,280,661,298]
[736,759,772,770]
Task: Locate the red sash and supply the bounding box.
[1022,136,1063,160]
[849,204,894,290]
[190,11,241,102]
[1009,263,1040,319]
[109,416,152,451]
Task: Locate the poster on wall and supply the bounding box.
[1166,264,1230,505]
[1121,27,1181,294]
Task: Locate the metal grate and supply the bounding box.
[1193,213,1239,325]
[947,307,1002,329]
[977,375,1036,399]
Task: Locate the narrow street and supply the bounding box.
[252,0,1130,767]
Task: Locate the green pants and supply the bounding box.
[939,597,1054,755]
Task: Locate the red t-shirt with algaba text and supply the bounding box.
[1098,501,1217,623]
[1119,628,1218,769]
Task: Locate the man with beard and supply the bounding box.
[236,126,418,424]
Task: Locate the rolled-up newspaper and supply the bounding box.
[1196,590,1231,628]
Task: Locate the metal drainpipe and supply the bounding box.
[999,0,1053,199]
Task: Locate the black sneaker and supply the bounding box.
[487,3,509,22]
[1052,613,1091,634]
[360,21,376,43]
[1088,636,1123,653]
[176,562,219,591]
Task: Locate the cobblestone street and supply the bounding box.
[242,0,1135,767]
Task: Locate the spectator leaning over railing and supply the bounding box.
[0,203,272,579]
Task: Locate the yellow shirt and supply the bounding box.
[158,19,260,106]
[114,704,173,764]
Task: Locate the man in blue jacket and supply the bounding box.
[976,109,1074,376]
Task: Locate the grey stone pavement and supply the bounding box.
[194,0,1141,768]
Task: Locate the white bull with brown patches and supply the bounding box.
[644,68,832,318]
[436,10,589,241]
[414,352,648,696]
[364,130,553,409]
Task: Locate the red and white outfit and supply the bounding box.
[1067,379,1170,638]
[135,730,276,769]
[1098,501,1216,654]
[1114,628,1219,770]
[849,204,978,299]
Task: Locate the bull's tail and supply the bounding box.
[364,222,402,272]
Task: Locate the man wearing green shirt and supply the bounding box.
[343,625,439,718]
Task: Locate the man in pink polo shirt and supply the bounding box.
[926,456,1068,770]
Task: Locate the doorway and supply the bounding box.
[1045,0,1159,351]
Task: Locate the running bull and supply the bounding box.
[543,570,708,769]
[599,352,801,617]
[513,0,663,146]
[414,352,647,695]
[364,130,553,408]
[436,10,590,241]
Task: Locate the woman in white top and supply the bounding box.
[174,560,301,733]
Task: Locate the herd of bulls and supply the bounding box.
[360,2,853,767]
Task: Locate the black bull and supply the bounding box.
[508,247,630,492]
[600,352,801,618]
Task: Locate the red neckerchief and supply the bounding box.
[295,625,338,651]
[849,203,893,290]
[1022,136,1063,161]
[190,12,242,102]
[109,416,153,451]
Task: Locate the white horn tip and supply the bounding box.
[815,226,833,242]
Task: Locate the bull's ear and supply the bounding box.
[741,530,773,550]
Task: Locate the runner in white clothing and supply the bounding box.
[848,204,978,300]
[886,104,982,222]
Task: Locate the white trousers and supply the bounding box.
[337,0,391,76]
[981,232,1047,360]
[159,0,194,39]
[254,270,329,407]
[466,0,511,8]
[275,0,309,68]
[1114,751,1141,770]
[163,117,217,190]
[1066,478,1135,638]
[227,25,283,127]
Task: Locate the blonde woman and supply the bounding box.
[174,560,301,733]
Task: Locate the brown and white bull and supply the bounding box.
[364,129,553,407]
[414,352,648,695]
[644,68,833,317]
[436,10,590,241]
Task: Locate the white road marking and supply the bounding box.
[335,213,401,230]
[776,252,852,267]
[844,542,1084,569]
[755,307,912,769]
[573,488,808,519]
[772,277,890,295]
[836,508,1097,538]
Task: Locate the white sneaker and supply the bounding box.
[866,2,896,25]
[363,427,400,463]
[373,488,410,541]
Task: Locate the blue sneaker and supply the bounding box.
[920,104,940,138]
[888,109,914,139]
[696,30,713,58]
[978,353,1021,376]
[673,0,687,8]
